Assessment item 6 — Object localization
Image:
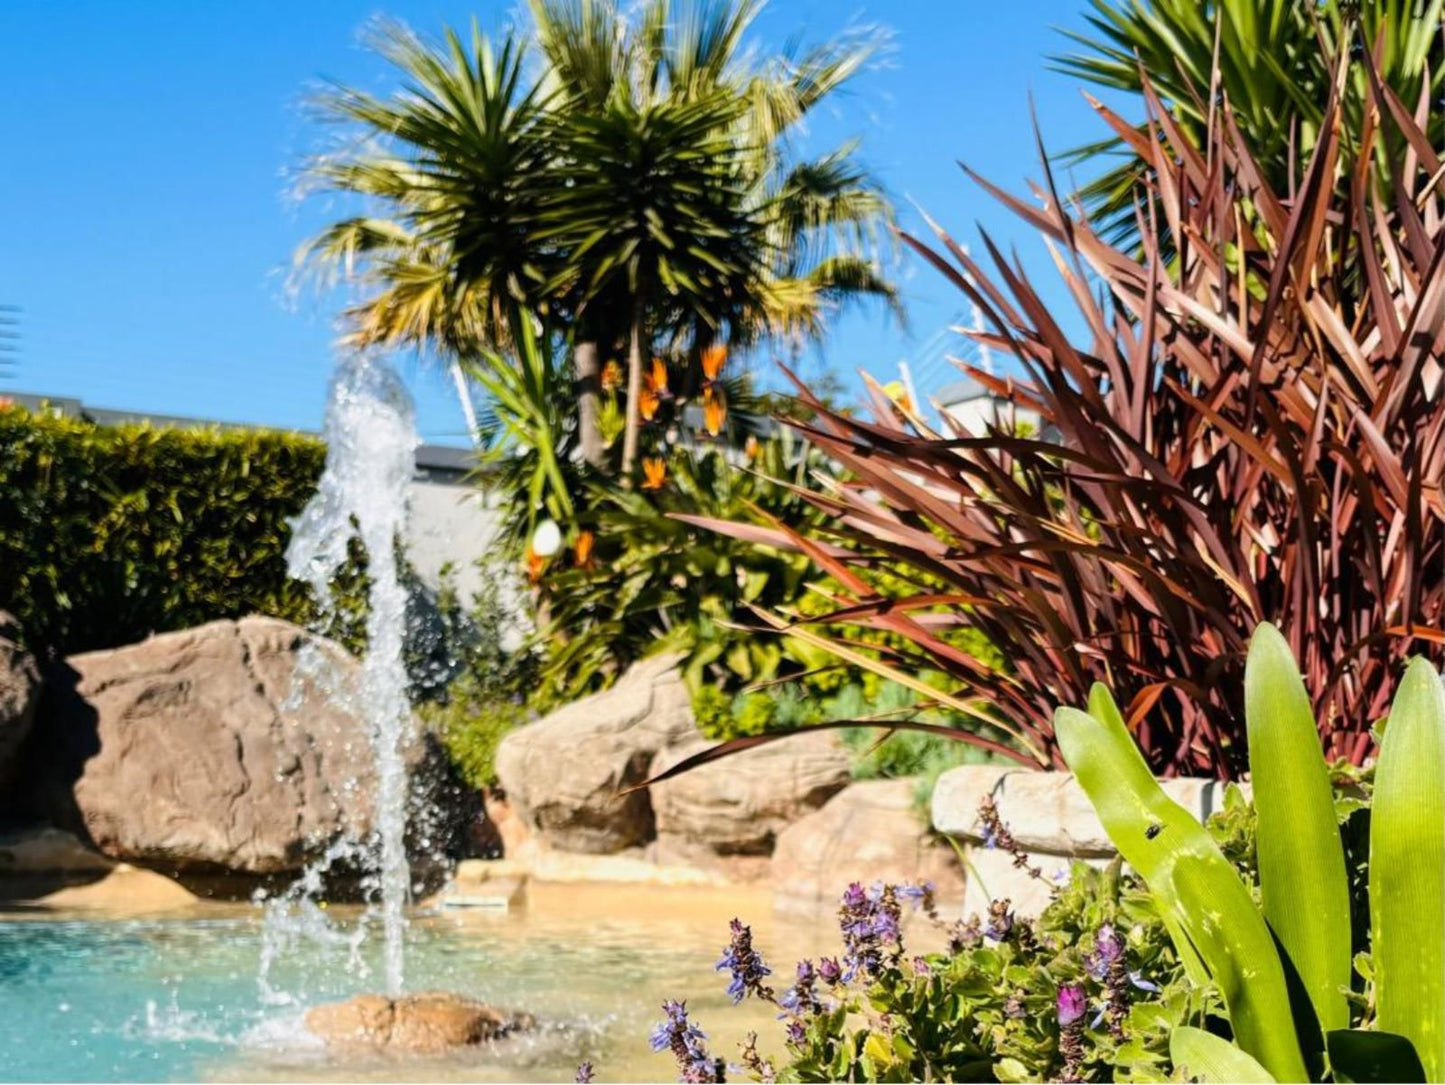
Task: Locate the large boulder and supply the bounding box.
[306,993,534,1053]
[28,616,453,875]
[0,611,40,790]
[494,654,694,853]
[650,731,850,858]
[772,779,965,915]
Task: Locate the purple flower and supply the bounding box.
[1056,984,1087,1027]
[717,918,773,1004]
[838,882,904,979]
[575,1061,595,1083]
[785,1018,807,1046]
[1084,924,1123,980]
[1128,970,1161,993]
[778,959,821,1017]
[984,899,1014,942]
[817,956,843,985]
[911,956,932,976]
[649,1000,719,1082]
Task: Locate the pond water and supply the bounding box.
[0,883,833,1083]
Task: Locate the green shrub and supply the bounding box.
[0,405,326,656]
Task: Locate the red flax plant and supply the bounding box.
[661,50,1445,782]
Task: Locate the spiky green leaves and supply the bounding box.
[1244,623,1351,1035]
[1371,657,1445,1083]
[1055,686,1309,1083]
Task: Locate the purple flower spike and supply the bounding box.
[1056,984,1087,1027]
[817,956,843,985]
[575,1061,596,1083]
[1085,924,1124,980]
[716,918,773,1004]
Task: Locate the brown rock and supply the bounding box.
[306,992,534,1053]
[650,730,850,857]
[494,654,694,853]
[0,611,40,790]
[772,779,965,915]
[31,616,453,875]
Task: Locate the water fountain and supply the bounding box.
[283,353,419,996]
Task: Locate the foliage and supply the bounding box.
[296,0,896,475]
[631,795,1279,1084]
[529,428,830,709]
[1057,621,1439,1083]
[693,39,1445,777]
[0,404,325,657]
[1053,0,1445,246]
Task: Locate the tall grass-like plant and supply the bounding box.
[1057,623,1441,1083]
[685,41,1445,777]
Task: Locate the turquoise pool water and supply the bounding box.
[0,885,816,1082]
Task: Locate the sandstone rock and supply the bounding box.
[494,654,693,853]
[32,864,199,912]
[772,779,965,915]
[30,616,453,875]
[931,766,1236,856]
[651,731,849,857]
[0,611,40,790]
[306,993,534,1053]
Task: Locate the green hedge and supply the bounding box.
[0,404,326,656]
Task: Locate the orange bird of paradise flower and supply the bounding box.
[574,529,595,568]
[701,343,727,381]
[524,545,546,583]
[641,456,667,490]
[703,386,726,436]
[601,360,623,393]
[640,357,668,421]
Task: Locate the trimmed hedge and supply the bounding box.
[0,404,326,656]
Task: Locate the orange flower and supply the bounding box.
[701,343,727,381]
[703,386,726,436]
[524,545,546,583]
[641,456,667,490]
[601,360,623,392]
[574,529,595,568]
[640,387,661,421]
[744,435,760,460]
[648,357,669,395]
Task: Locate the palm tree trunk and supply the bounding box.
[621,305,646,476]
[574,339,606,471]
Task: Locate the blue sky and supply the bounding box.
[0,0,1117,445]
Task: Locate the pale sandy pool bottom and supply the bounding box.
[0,881,894,1082]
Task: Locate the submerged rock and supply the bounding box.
[0,611,40,791]
[26,615,457,876]
[305,992,534,1053]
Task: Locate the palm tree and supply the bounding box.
[529,0,897,473]
[294,19,557,447]
[1053,0,1445,246]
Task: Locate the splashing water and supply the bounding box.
[284,354,420,995]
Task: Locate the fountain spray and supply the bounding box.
[285,354,419,995]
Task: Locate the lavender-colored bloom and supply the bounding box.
[1128,970,1161,993]
[717,919,773,1003]
[817,956,843,985]
[984,899,1014,942]
[575,1061,596,1083]
[838,882,904,980]
[649,1000,719,1082]
[785,1018,808,1046]
[1056,984,1087,1027]
[1084,924,1124,980]
[911,956,932,977]
[778,959,821,1017]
